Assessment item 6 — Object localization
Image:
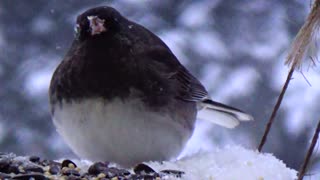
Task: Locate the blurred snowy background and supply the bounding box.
[0,0,319,176]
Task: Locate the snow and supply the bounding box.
[179,120,215,158]
[68,146,297,180]
[147,146,297,180]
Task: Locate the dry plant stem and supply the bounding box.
[298,119,320,180]
[259,0,320,152]
[258,66,295,152]
[285,0,320,69]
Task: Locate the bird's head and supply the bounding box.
[75,6,123,41]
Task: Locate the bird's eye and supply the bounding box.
[74,24,81,39]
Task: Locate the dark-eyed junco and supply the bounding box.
[49,6,253,167]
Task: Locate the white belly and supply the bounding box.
[52,98,192,167]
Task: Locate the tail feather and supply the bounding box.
[197,99,253,128]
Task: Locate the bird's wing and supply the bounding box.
[138,46,253,128]
[137,45,209,102]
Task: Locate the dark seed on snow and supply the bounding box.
[0,153,187,180]
[49,165,60,175]
[88,162,107,175]
[65,176,81,180]
[12,173,48,180]
[61,159,77,168]
[29,156,40,163]
[80,172,91,179]
[160,169,185,177]
[40,159,61,167]
[104,167,131,178]
[116,168,131,176]
[133,164,156,175]
[8,163,20,174]
[128,174,141,179]
[142,174,159,180]
[130,174,158,180]
[0,159,10,173]
[62,169,80,176]
[24,166,44,173]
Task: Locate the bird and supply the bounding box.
[49,6,253,167]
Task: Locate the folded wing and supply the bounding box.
[140,46,254,128]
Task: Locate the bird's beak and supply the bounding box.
[87,16,106,36]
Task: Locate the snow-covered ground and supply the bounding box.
[68,146,297,180]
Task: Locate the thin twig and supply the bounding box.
[258,66,295,152]
[300,71,312,87]
[298,119,320,180]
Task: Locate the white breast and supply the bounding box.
[52,98,192,167]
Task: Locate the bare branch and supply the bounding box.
[298,119,320,180]
[258,66,294,152]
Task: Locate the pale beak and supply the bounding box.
[87,16,106,35]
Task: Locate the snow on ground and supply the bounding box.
[71,146,297,180]
[147,146,297,180]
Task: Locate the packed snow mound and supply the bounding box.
[146,146,297,180]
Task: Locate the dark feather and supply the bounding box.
[137,45,209,102]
